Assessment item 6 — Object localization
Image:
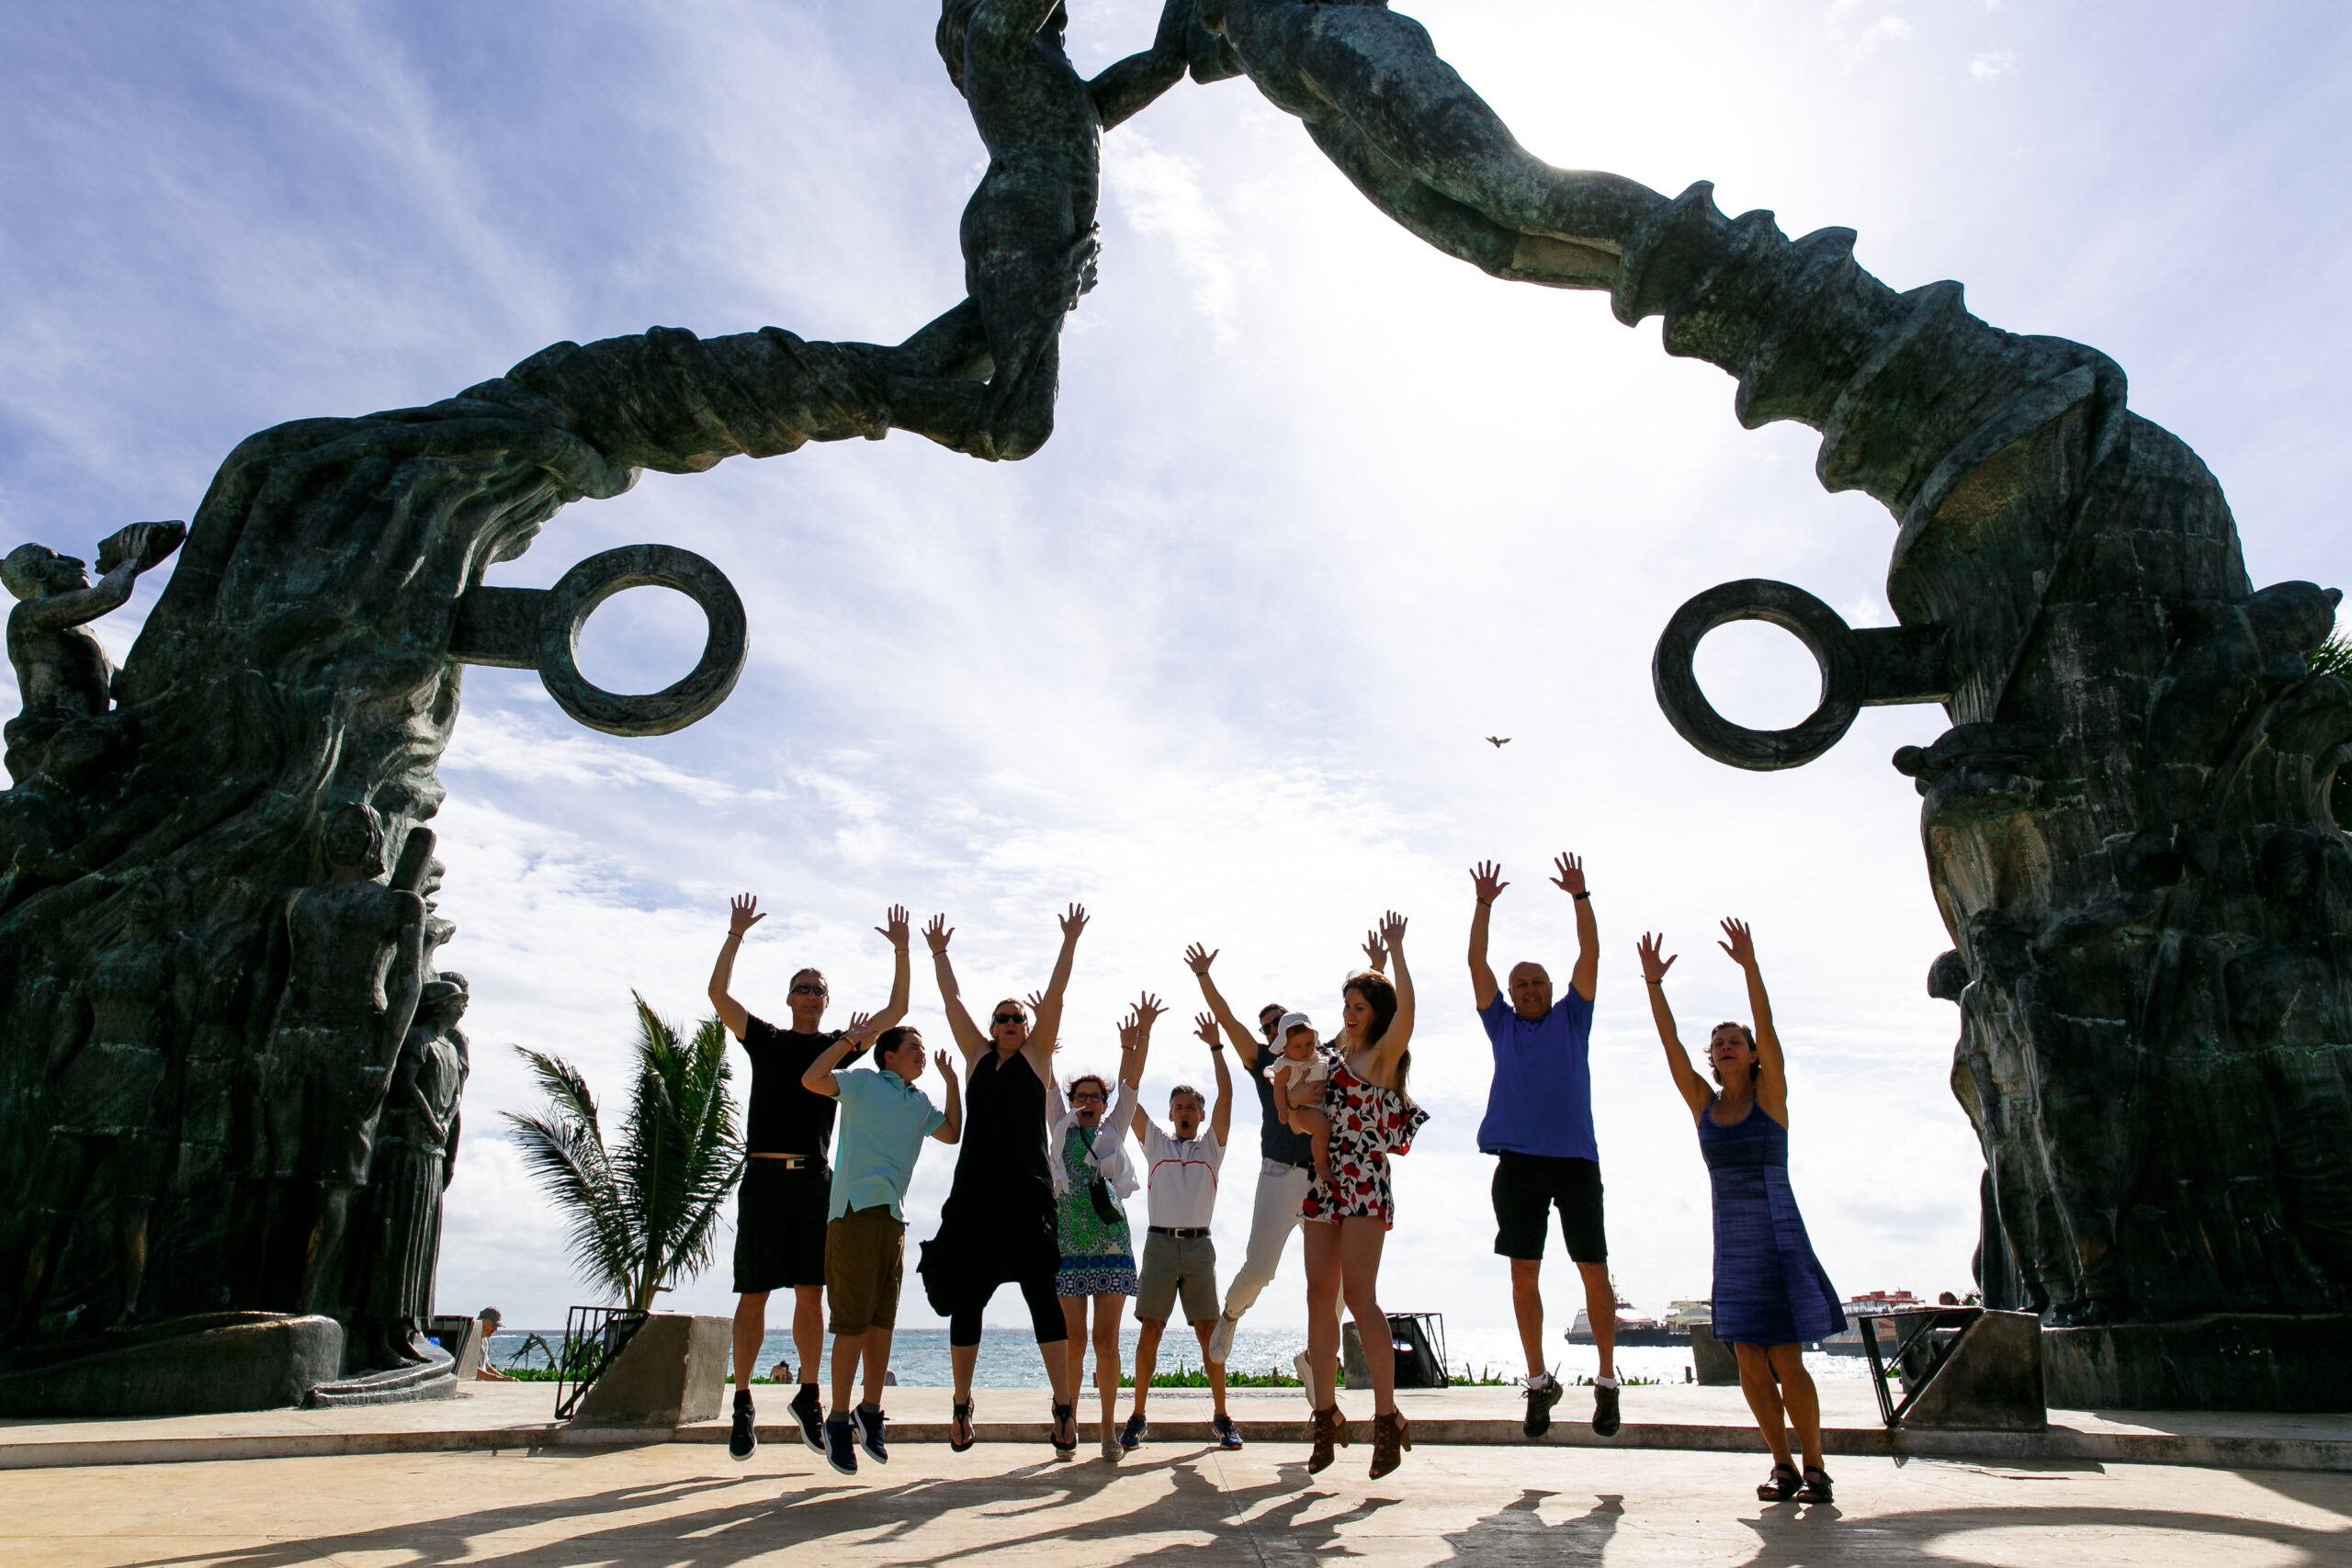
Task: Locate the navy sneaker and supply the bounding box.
[1119,1412,1148,1451]
[822,1413,858,1476]
[789,1384,825,1453]
[1212,1412,1243,1451]
[854,1404,888,1465]
[1591,1382,1622,1438]
[728,1391,757,1461]
[1522,1372,1562,1438]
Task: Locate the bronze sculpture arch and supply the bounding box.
[1,1,2346,1414]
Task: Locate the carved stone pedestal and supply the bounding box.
[0,1312,341,1416]
[2043,1314,2352,1412]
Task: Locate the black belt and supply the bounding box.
[1149,1225,1210,1239]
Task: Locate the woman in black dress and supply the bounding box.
[920,903,1088,1456]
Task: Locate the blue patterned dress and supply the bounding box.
[1697,1096,1846,1347]
[1055,1123,1136,1297]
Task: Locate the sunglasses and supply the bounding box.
[790,984,827,997]
[991,1011,1028,1027]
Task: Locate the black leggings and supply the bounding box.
[946,1272,1067,1348]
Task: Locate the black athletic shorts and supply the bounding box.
[733,1159,831,1293]
[1491,1151,1607,1263]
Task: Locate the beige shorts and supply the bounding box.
[1136,1231,1218,1325]
[824,1205,906,1336]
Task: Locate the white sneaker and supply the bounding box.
[1207,1313,1238,1365]
[1293,1350,1315,1391]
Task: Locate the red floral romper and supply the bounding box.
[1300,1046,1429,1229]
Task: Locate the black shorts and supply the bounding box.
[1492,1151,1607,1263]
[733,1160,831,1293]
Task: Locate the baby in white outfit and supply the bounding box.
[1267,1011,1333,1183]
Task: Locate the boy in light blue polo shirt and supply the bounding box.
[802,1024,959,1474]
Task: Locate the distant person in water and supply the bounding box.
[707,894,913,1462]
[1637,919,1844,1506]
[919,904,1088,1457]
[802,1022,961,1475]
[1045,1006,1148,1462]
[1466,852,1620,1439]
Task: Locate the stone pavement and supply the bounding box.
[4,1438,2348,1567]
[7,1379,2350,1472]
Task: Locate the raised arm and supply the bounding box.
[1024,902,1087,1068]
[1088,0,1194,130]
[925,915,990,1065]
[869,905,913,1031]
[1719,919,1787,1124]
[707,894,763,1040]
[1206,1007,1234,1147]
[1467,861,1506,1010]
[1638,932,1712,1119]
[1552,852,1599,1003]
[10,524,173,635]
[800,1018,876,1099]
[1364,909,1416,1080]
[1184,942,1260,1069]
[932,1049,963,1145]
[1125,1002,1159,1143]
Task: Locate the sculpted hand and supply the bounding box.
[1471,860,1509,905]
[1183,942,1217,976]
[923,914,953,954]
[729,894,765,937]
[1551,853,1587,897]
[1637,932,1676,985]
[876,905,911,949]
[1193,1011,1219,1047]
[1059,902,1089,941]
[1717,918,1757,970]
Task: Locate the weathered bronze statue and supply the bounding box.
[352,975,469,1370]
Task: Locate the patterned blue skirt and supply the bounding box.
[1057,1252,1136,1298]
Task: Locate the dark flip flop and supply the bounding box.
[1757,1463,1801,1502]
[1798,1467,1834,1505]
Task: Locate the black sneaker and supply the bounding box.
[822,1413,858,1476]
[1212,1413,1243,1451]
[1591,1382,1622,1438]
[1522,1372,1562,1438]
[789,1384,825,1453]
[854,1404,888,1465]
[728,1391,757,1461]
[1119,1412,1148,1450]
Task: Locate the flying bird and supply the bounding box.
[1487,736,1511,748]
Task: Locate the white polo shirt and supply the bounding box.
[1139,1122,1225,1229]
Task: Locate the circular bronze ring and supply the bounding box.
[1651,579,1861,772]
[537,545,749,738]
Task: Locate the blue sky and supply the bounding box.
[5,2,2348,1337]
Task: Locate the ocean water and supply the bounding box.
[485,1324,1873,1389]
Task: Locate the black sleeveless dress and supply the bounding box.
[920,1046,1060,1309]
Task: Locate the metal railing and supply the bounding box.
[553,1305,648,1419]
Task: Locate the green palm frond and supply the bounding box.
[506,998,743,1314]
[2309,628,2352,682]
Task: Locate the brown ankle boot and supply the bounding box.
[1307,1404,1351,1474]
[1368,1410,1411,1479]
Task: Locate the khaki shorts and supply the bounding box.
[824,1205,906,1336]
[1136,1231,1218,1325]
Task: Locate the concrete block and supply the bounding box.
[1901,1310,2045,1430]
[0,1312,342,1416]
[2044,1313,2352,1412]
[1687,1325,1740,1386]
[569,1314,731,1427]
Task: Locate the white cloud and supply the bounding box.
[1971,49,2018,80]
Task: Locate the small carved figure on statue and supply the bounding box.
[352,974,469,1370]
[253,802,427,1314]
[879,0,1199,459]
[2,522,186,786]
[6,868,198,1345]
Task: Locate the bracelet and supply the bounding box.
[1644,976,1664,986]
[1476,899,1492,907]
[1571,892,1591,902]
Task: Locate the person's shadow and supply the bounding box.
[1433,1489,1623,1562]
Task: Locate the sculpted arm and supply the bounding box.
[1090,0,1196,130]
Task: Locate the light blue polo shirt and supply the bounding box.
[827,1067,946,1220]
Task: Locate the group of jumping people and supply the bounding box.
[707,849,1846,1503]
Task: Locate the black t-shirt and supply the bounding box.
[740,1015,866,1158]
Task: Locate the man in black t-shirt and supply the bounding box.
[709,893,911,1460]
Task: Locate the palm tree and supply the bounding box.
[503,994,743,1314]
[2314,629,2352,832]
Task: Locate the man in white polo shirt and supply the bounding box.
[1118,1013,1238,1452]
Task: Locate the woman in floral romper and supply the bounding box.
[1300,910,1428,1479]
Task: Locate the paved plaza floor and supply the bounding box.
[5,1438,2349,1568]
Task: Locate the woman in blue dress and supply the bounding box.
[1637,918,1844,1506]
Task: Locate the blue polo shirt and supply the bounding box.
[1476,991,1598,1162]
[827,1067,946,1220]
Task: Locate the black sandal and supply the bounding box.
[1757,1463,1801,1502]
[950,1400,977,1453]
[1050,1401,1078,1459]
[1797,1467,1834,1505]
